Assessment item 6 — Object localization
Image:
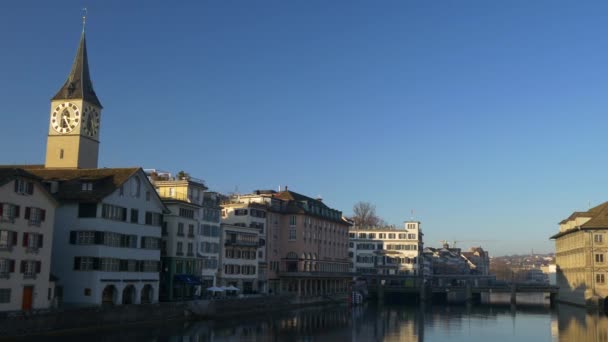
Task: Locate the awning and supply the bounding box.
[174,274,202,285]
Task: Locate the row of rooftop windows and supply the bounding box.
[349,232,417,240]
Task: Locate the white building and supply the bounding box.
[27,168,166,306]
[0,169,57,311]
[349,221,423,276]
[219,223,259,293]
[221,201,268,293]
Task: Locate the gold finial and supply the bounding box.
[82,8,87,32]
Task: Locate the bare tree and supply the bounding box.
[351,201,384,227]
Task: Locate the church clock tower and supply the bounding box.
[45,26,102,169]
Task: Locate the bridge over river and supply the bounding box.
[360,275,559,305]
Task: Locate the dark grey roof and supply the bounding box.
[52,31,102,108]
[0,168,41,187]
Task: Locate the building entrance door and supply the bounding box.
[22,286,33,311]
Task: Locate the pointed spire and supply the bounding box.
[52,22,102,108]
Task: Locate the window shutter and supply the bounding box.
[11,232,17,246]
[14,206,20,218]
[36,261,41,273]
[20,261,26,273]
[41,209,46,222]
[140,237,145,248]
[27,182,34,195]
[69,231,77,244]
[0,203,3,216]
[74,257,81,270]
[22,233,29,247]
[9,260,15,273]
[38,235,43,248]
[24,207,31,220]
[122,208,127,221]
[94,231,104,244]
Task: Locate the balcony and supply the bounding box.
[224,239,258,247]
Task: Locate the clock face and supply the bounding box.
[51,102,80,134]
[82,105,100,137]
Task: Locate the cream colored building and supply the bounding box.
[349,221,422,276]
[147,170,221,299]
[0,169,57,311]
[551,202,608,308]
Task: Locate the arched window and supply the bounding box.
[286,252,298,259]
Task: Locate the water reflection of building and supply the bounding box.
[555,304,608,342]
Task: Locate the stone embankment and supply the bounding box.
[0,294,348,338]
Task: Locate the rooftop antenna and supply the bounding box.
[82,7,87,32]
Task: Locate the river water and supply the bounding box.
[13,295,608,342]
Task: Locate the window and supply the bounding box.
[187,243,193,256]
[289,215,297,226]
[14,179,34,195]
[22,233,43,250]
[177,223,184,236]
[81,182,93,191]
[349,233,355,238]
[78,203,97,218]
[368,233,376,239]
[75,231,95,245]
[408,234,416,240]
[141,237,160,249]
[74,257,95,271]
[130,209,139,223]
[177,242,183,255]
[597,273,605,284]
[188,224,195,237]
[24,207,46,226]
[100,258,120,272]
[289,229,297,241]
[0,259,14,276]
[0,203,20,221]
[596,254,605,263]
[131,176,141,198]
[0,231,16,249]
[595,234,604,244]
[101,204,127,221]
[359,233,367,239]
[235,209,248,216]
[398,233,406,239]
[0,289,10,303]
[179,208,194,219]
[21,260,40,277]
[145,212,162,226]
[104,232,122,247]
[379,233,386,239]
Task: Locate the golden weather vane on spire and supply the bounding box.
[82,8,87,31]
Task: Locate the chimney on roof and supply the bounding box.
[316,195,323,202]
[285,186,288,191]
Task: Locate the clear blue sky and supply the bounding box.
[2,1,608,256]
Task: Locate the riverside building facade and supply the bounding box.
[0,169,57,311]
[552,202,608,308]
[228,189,351,298]
[349,221,422,276]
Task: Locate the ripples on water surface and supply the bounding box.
[13,296,608,342]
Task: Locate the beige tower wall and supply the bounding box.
[44,99,100,169]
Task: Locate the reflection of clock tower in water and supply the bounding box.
[44,26,102,169]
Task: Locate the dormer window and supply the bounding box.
[81,182,93,191]
[14,179,34,195]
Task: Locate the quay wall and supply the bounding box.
[0,295,348,338]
